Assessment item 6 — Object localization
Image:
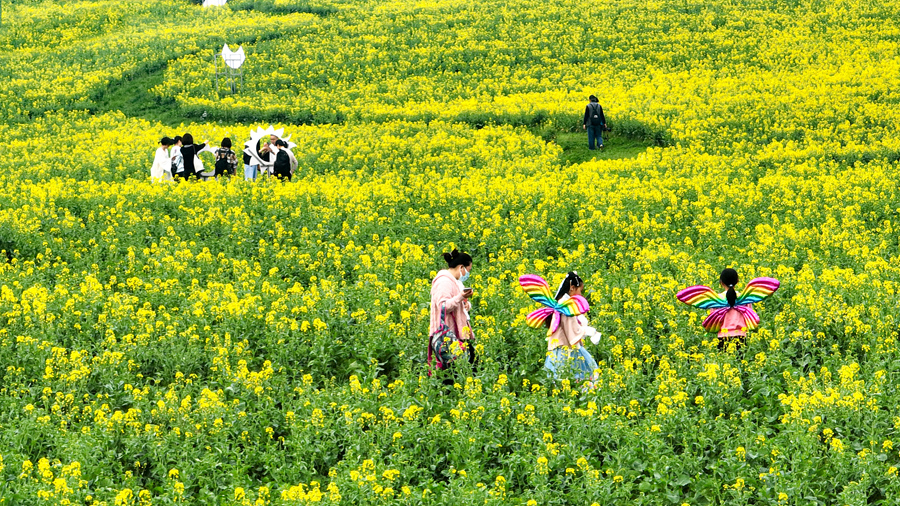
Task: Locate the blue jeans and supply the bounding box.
[587,125,604,149]
[244,164,258,181]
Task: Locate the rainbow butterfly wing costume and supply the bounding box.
[519,274,590,335]
[676,277,780,333]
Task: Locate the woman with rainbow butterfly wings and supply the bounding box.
[520,272,599,384]
[676,268,780,348]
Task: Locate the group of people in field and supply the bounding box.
[150,132,298,182]
[147,95,605,184]
[429,250,779,387]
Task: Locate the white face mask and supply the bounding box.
[459,266,470,284]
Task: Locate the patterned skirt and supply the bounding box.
[544,345,599,383]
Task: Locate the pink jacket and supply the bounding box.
[547,314,587,350]
[430,270,473,340]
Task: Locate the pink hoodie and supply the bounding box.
[430,270,473,340]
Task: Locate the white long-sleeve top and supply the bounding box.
[170,146,184,174]
[150,147,171,181]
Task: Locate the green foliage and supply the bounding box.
[227,0,336,16]
[2,0,900,504]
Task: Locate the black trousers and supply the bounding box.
[441,341,478,386]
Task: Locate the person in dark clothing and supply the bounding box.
[272,140,292,181]
[179,133,208,180]
[214,138,238,178]
[583,95,606,150]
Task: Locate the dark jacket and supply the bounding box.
[215,148,238,176]
[584,103,606,127]
[273,150,291,175]
[181,143,207,176]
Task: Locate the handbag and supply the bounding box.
[428,303,467,371]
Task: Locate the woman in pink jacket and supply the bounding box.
[429,249,475,371]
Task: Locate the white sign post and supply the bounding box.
[214,44,246,95]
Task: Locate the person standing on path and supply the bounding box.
[583,95,606,150]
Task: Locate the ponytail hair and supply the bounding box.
[555,271,584,301]
[442,249,472,268]
[720,268,739,307]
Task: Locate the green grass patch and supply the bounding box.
[535,129,658,165]
[90,65,184,126]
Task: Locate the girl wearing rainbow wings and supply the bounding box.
[520,272,599,383]
[676,268,780,349]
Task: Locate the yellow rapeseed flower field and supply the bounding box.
[1,0,900,504]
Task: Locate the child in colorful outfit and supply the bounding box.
[676,268,780,351]
[716,268,746,349]
[544,272,599,384]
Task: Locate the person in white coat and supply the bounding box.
[150,137,173,182]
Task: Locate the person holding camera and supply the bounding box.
[259,133,280,177]
[583,95,607,150]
